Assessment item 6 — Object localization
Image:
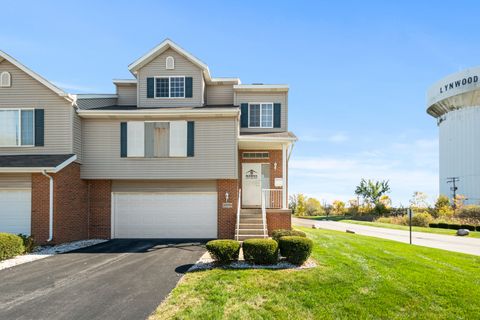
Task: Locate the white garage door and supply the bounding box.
[0,189,31,235]
[112,192,217,238]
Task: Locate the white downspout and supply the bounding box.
[282,144,287,209]
[42,170,54,242]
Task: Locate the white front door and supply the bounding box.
[242,163,262,207]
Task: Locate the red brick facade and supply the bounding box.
[29,150,290,244]
[217,179,239,238]
[32,163,89,244]
[87,180,111,239]
[267,210,292,235]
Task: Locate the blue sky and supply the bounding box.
[2,1,479,205]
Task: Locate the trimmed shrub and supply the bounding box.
[206,240,241,264]
[272,229,307,242]
[429,223,439,228]
[0,233,24,261]
[411,212,433,227]
[448,224,461,230]
[460,225,476,231]
[437,223,449,229]
[242,238,278,265]
[476,226,480,232]
[279,236,313,265]
[17,234,36,253]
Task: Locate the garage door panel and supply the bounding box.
[0,190,31,235]
[113,193,217,238]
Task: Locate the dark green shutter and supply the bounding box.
[274,103,281,128]
[240,103,248,128]
[187,121,194,157]
[185,77,193,98]
[147,77,154,98]
[120,122,127,157]
[34,109,44,146]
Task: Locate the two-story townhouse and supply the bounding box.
[0,39,296,244]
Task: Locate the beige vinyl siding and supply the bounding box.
[0,60,73,155]
[117,85,137,106]
[81,117,237,179]
[138,48,204,108]
[0,173,31,188]
[112,180,216,192]
[206,84,234,105]
[76,98,118,110]
[235,91,288,133]
[72,109,82,162]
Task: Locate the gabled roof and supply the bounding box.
[0,50,73,101]
[127,39,241,85]
[128,39,210,76]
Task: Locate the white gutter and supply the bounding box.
[233,84,289,91]
[238,136,297,143]
[41,170,54,242]
[113,79,137,84]
[77,108,239,119]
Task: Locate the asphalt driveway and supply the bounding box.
[0,239,206,320]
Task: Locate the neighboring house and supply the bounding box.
[0,39,296,244]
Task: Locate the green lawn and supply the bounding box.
[341,220,480,238]
[150,228,480,320]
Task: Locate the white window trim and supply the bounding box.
[242,152,269,159]
[0,71,11,88]
[248,102,274,128]
[166,56,175,70]
[0,108,35,147]
[126,121,145,157]
[154,76,186,99]
[127,120,189,158]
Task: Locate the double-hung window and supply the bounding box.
[155,76,185,98]
[0,109,34,146]
[248,103,273,128]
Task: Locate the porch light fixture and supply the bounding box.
[274,162,277,171]
[225,192,229,202]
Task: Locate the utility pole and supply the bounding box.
[447,177,459,209]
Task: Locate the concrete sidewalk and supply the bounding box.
[293,217,480,256]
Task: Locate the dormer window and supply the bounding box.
[166,56,175,70]
[155,76,185,98]
[0,71,11,87]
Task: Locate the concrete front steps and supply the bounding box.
[236,208,267,241]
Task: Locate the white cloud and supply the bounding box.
[328,132,349,143]
[297,131,349,143]
[289,138,439,206]
[51,81,97,93]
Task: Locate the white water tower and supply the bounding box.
[427,67,480,204]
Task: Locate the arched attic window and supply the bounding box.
[0,71,11,87]
[166,56,175,70]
